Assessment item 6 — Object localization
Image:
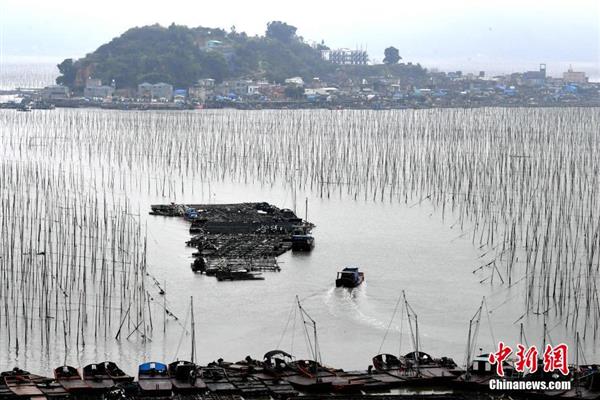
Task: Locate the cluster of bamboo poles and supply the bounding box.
[1,106,599,356]
[0,128,154,366]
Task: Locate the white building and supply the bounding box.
[152,83,174,100]
[247,85,260,96]
[197,78,215,88]
[285,77,304,86]
[305,87,338,96]
[137,82,173,100]
[321,49,369,65]
[83,78,114,99]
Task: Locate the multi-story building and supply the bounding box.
[189,79,217,103]
[563,67,588,83]
[137,82,173,100]
[522,64,547,86]
[83,78,114,99]
[321,49,369,65]
[40,85,69,100]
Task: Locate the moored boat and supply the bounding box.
[372,353,404,371]
[335,267,364,288]
[372,292,462,387]
[403,351,460,384]
[291,234,315,251]
[290,359,365,393]
[36,381,70,399]
[215,269,264,281]
[100,361,134,383]
[82,363,115,392]
[283,360,333,393]
[138,362,172,396]
[168,360,207,393]
[456,353,516,390]
[2,368,45,399]
[263,350,331,392]
[54,365,90,393]
[560,365,600,399]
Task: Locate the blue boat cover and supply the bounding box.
[139,362,167,372]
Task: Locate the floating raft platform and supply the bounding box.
[150,203,315,280]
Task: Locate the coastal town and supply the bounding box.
[1,57,597,110]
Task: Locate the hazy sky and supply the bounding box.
[1,0,599,77]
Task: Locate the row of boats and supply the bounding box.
[2,349,599,399]
[3,295,596,399]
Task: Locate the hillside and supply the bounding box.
[56,22,334,90]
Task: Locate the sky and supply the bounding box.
[1,0,599,77]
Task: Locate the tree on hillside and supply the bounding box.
[383,47,401,64]
[56,59,76,87]
[266,21,297,42]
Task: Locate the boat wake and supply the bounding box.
[323,285,393,331]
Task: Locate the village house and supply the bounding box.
[83,78,115,99]
[137,82,174,100]
[40,85,69,100]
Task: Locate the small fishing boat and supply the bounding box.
[54,365,90,393]
[138,362,172,396]
[372,354,404,371]
[282,361,333,393]
[28,373,69,399]
[263,350,296,377]
[335,267,364,288]
[215,269,264,281]
[149,203,185,217]
[291,234,315,251]
[100,361,134,383]
[561,365,600,399]
[290,359,365,393]
[3,368,45,399]
[168,361,207,393]
[263,350,330,392]
[372,292,462,387]
[456,353,516,390]
[403,351,460,384]
[82,363,115,392]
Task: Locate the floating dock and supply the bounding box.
[0,356,588,400]
[150,202,315,279]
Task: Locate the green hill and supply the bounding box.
[56,22,334,90]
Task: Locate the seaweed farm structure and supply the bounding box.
[149,203,315,280]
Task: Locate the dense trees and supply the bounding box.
[383,47,401,64]
[265,21,297,42]
[56,23,422,91]
[56,59,76,87]
[57,22,333,90]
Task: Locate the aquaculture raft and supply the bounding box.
[150,202,315,279]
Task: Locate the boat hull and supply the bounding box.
[336,274,364,288]
[4,376,45,398]
[138,378,173,396]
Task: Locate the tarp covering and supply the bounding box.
[139,362,167,373]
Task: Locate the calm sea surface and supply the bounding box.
[0,66,598,376]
